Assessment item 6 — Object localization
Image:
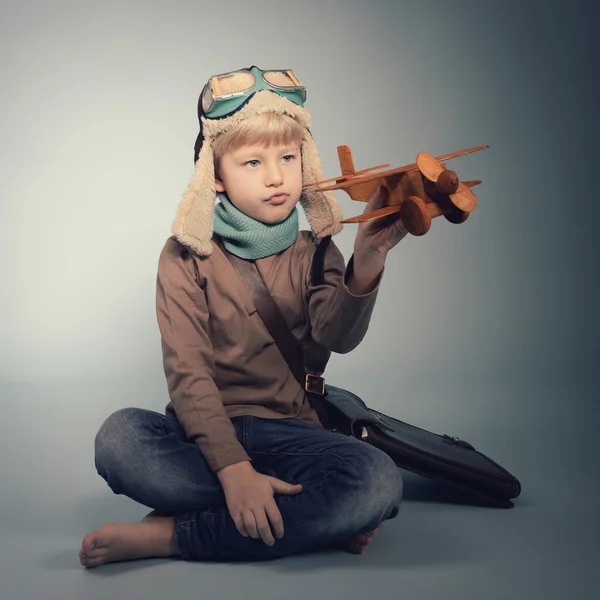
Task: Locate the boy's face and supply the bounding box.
[215,141,303,224]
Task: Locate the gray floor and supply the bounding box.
[1,378,597,600]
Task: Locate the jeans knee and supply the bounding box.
[94,407,145,477]
[365,447,403,515]
[344,443,403,523]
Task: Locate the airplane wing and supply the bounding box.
[434,145,488,163]
[306,162,420,192]
[303,163,391,188]
[305,145,489,192]
[341,205,402,223]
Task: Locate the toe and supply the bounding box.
[353,542,368,554]
[81,533,109,561]
[81,531,100,553]
[81,557,102,569]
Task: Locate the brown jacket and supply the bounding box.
[156,231,382,472]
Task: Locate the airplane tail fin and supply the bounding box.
[337,145,356,177]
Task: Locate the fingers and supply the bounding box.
[227,474,302,546]
[265,500,285,540]
[233,513,250,538]
[363,184,389,212]
[240,509,278,547]
[241,509,259,540]
[253,500,285,546]
[253,509,276,546]
[270,477,303,496]
[235,505,284,546]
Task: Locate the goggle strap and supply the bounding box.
[286,70,301,87]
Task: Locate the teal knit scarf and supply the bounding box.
[213,193,299,259]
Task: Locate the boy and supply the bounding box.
[80,67,407,568]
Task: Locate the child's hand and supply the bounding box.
[354,184,408,259]
[217,461,303,546]
[346,185,408,295]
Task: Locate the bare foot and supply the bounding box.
[79,518,180,568]
[335,523,382,555]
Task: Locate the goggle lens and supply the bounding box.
[214,70,255,96]
[201,67,305,117]
[263,70,302,89]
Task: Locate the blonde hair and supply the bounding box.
[212,112,304,171]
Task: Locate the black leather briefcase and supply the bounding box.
[319,385,521,508]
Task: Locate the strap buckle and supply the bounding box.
[305,373,325,396]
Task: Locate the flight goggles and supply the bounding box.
[200,65,306,119]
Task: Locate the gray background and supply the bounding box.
[1,0,598,598]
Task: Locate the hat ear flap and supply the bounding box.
[299,131,344,240]
[172,142,216,256]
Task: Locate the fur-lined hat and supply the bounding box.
[171,86,343,256]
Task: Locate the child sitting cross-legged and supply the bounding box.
[79,66,407,567]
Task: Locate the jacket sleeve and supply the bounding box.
[156,239,251,472]
[306,238,383,354]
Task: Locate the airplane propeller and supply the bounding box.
[416,152,478,213]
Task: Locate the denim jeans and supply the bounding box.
[94,386,403,561]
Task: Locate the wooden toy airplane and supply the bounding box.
[304,144,489,235]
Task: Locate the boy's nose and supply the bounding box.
[265,165,284,186]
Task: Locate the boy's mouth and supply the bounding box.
[267,193,288,205]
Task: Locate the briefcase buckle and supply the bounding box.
[305,373,325,396]
[442,434,475,450]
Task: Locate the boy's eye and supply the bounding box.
[282,154,296,162]
[245,159,260,167]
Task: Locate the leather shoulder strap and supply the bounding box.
[214,235,334,426]
[311,235,331,286]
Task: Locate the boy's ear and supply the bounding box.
[215,177,225,193]
[214,162,226,192]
